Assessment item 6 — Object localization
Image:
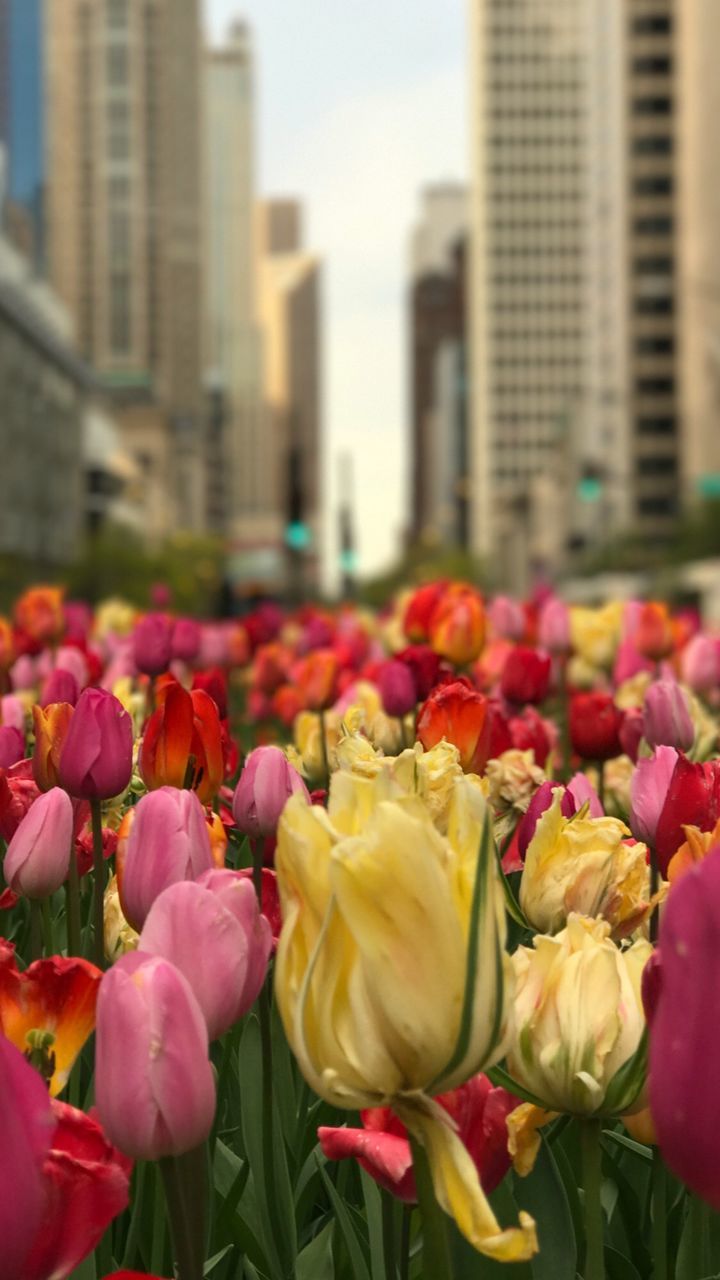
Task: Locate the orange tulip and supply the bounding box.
[14,586,65,646]
[429,584,486,667]
[32,702,74,792]
[294,649,339,712]
[667,819,720,886]
[417,678,491,774]
[404,580,449,643]
[0,616,14,669]
[635,602,674,663]
[0,941,101,1096]
[206,809,228,868]
[139,681,224,804]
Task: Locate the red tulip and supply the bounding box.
[0,757,40,840]
[293,649,340,711]
[417,679,491,773]
[569,692,623,761]
[500,647,551,706]
[58,689,133,801]
[404,580,448,643]
[654,755,720,876]
[508,706,556,769]
[636,601,674,662]
[192,667,229,720]
[140,681,224,805]
[395,645,442,701]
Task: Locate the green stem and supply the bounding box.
[651,1147,667,1280]
[408,1133,453,1280]
[258,979,286,1260]
[580,1118,605,1280]
[41,897,55,956]
[381,1189,397,1279]
[319,709,330,789]
[399,1205,412,1280]
[160,1146,208,1280]
[65,842,82,957]
[90,797,106,969]
[29,899,43,962]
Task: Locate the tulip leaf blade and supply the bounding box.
[603,1245,643,1279]
[603,1028,648,1118]
[601,1129,652,1163]
[512,1137,577,1280]
[485,1064,549,1110]
[495,843,531,930]
[316,1155,372,1280]
[296,1221,335,1280]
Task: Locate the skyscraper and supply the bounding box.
[44,0,205,538]
[0,0,45,268]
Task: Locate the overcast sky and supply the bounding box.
[205,0,467,586]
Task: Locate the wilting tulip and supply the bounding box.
[500,647,551,706]
[508,914,651,1114]
[139,874,271,1040]
[58,689,133,801]
[139,682,224,805]
[4,787,72,900]
[319,1074,516,1202]
[40,669,79,709]
[681,633,718,695]
[569,691,624,761]
[647,848,720,1206]
[404,580,449,643]
[643,680,694,752]
[377,659,417,718]
[0,724,24,769]
[537,597,570,654]
[0,1033,54,1278]
[171,617,202,665]
[132,614,174,677]
[118,787,214,931]
[32,702,74,792]
[232,746,310,840]
[629,746,678,846]
[636,601,674,662]
[0,943,101,1096]
[520,790,650,936]
[0,758,40,841]
[654,755,720,875]
[429,584,486,666]
[95,952,216,1161]
[417,679,491,774]
[14,585,65,647]
[275,773,536,1261]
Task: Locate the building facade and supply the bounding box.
[0,0,45,268]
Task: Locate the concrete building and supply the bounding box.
[204,21,263,538]
[44,0,205,538]
[409,185,468,547]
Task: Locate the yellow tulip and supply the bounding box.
[570,602,623,671]
[275,772,537,1261]
[507,914,651,1115]
[520,790,651,937]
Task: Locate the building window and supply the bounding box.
[636,377,675,396]
[633,97,672,116]
[633,136,672,156]
[107,43,128,86]
[636,336,675,355]
[639,456,677,477]
[635,297,674,316]
[109,273,131,353]
[632,15,672,36]
[109,211,130,266]
[632,57,672,76]
[634,174,674,197]
[634,256,673,274]
[634,215,673,236]
[637,416,675,435]
[107,0,128,26]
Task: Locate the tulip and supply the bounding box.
[192,667,229,720]
[0,1033,55,1278]
[294,648,339,711]
[0,615,15,669]
[40,668,79,708]
[507,705,556,769]
[132,613,174,677]
[404,580,449,643]
[569,691,623,761]
[517,780,575,859]
[681,633,718,695]
[654,755,720,875]
[138,874,271,1040]
[272,683,304,728]
[635,601,674,662]
[519,790,650,936]
[629,746,678,846]
[619,705,645,762]
[488,595,525,642]
[171,617,202,664]
[570,603,622,671]
[377,659,417,718]
[140,682,224,805]
[55,644,89,689]
[0,757,40,840]
[429,584,486,666]
[232,746,310,840]
[643,680,694,752]
[396,645,442,701]
[319,1074,516,1203]
[500,647,551,706]
[1,693,25,731]
[417,679,491,774]
[666,818,720,885]
[507,914,651,1114]
[95,952,216,1160]
[118,787,214,930]
[14,585,65,646]
[275,773,536,1261]
[32,702,74,792]
[58,688,133,801]
[537,597,570,654]
[0,724,24,768]
[647,848,720,1207]
[4,787,73,900]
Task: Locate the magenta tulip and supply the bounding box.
[94,953,216,1161]
[58,689,133,801]
[629,746,679,846]
[0,724,25,769]
[643,680,694,752]
[0,1034,54,1278]
[377,660,417,718]
[648,848,720,1207]
[139,873,271,1040]
[132,614,174,677]
[120,788,214,931]
[40,669,79,709]
[619,706,645,763]
[171,618,202,664]
[4,787,73,899]
[232,746,310,840]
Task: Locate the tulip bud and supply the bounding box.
[403,581,448,643]
[58,689,133,801]
[4,787,73,899]
[569,692,623,761]
[488,596,525,642]
[119,787,214,931]
[0,725,24,769]
[32,702,74,792]
[294,649,340,711]
[95,952,216,1160]
[132,614,173,677]
[537,598,570,654]
[500,647,551,706]
[232,746,310,840]
[139,874,271,1040]
[417,679,491,774]
[55,644,89,690]
[395,646,441,701]
[629,746,678,846]
[1,694,26,732]
[429,585,486,666]
[377,660,417,718]
[171,617,201,664]
[40,668,79,709]
[636,601,674,662]
[681,634,719,696]
[643,681,694,752]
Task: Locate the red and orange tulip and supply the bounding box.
[139,681,224,805]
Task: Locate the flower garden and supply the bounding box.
[1,580,719,1280]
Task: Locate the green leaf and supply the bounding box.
[296,1222,335,1280]
[513,1138,576,1280]
[316,1155,372,1280]
[359,1168,386,1280]
[485,1064,548,1109]
[604,1029,648,1117]
[601,1129,652,1163]
[604,1245,642,1279]
[495,842,531,929]
[204,1245,235,1275]
[676,1194,720,1280]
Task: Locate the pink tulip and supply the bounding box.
[537,598,570,654]
[377,660,417,718]
[0,725,25,769]
[11,655,37,691]
[629,745,679,846]
[644,681,694,752]
[55,646,89,690]
[139,873,271,1040]
[171,618,202,664]
[4,787,73,899]
[612,639,654,687]
[1,694,26,732]
[0,1034,54,1278]
[58,689,133,801]
[120,788,214,930]
[648,847,720,1207]
[566,771,604,817]
[488,596,525,642]
[681,634,719,695]
[132,614,174,677]
[40,669,79,709]
[232,746,310,840]
[95,953,216,1161]
[619,706,645,763]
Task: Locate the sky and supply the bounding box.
[205,0,468,587]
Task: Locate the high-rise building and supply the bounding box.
[0,0,45,268]
[204,21,263,538]
[409,184,468,547]
[44,0,205,539]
